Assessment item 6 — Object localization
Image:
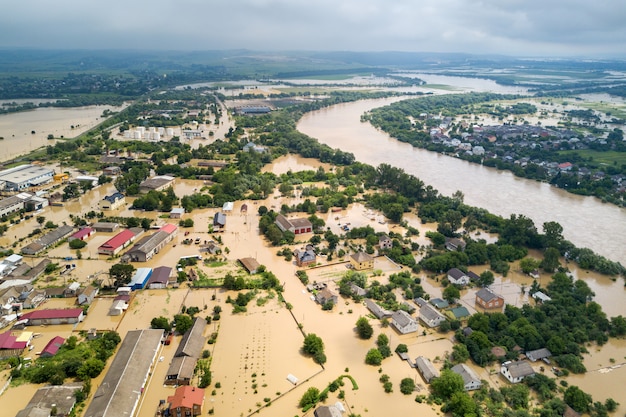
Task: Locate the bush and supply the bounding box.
[365,348,383,366]
[400,378,415,395]
[69,239,87,249]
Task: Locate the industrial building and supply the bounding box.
[0,165,54,191]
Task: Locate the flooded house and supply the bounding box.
[275,214,312,235]
[40,336,65,358]
[99,192,125,210]
[166,386,205,416]
[21,225,74,255]
[147,266,172,289]
[97,229,137,256]
[77,285,98,305]
[451,364,482,391]
[294,245,316,267]
[500,360,535,383]
[20,308,84,325]
[390,310,418,334]
[447,268,470,286]
[349,252,374,271]
[15,382,83,417]
[415,356,440,383]
[475,287,505,310]
[419,303,447,328]
[165,317,206,385]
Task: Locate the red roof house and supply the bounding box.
[167,386,204,416]
[0,331,27,357]
[21,308,84,325]
[41,336,65,357]
[160,223,178,235]
[69,227,95,241]
[98,229,136,256]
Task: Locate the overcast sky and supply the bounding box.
[2,0,625,58]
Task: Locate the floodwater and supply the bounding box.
[0,105,125,162]
[297,97,626,266]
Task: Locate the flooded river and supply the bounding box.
[297,97,626,266]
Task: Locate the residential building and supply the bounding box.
[313,405,343,417]
[349,283,367,297]
[139,175,174,193]
[109,297,129,316]
[415,356,440,383]
[315,288,338,306]
[21,225,74,255]
[170,207,185,219]
[213,212,226,229]
[430,298,449,309]
[83,329,163,417]
[532,291,552,303]
[451,363,482,391]
[165,317,206,385]
[68,227,95,242]
[129,268,152,291]
[449,306,471,320]
[501,360,535,383]
[16,383,82,417]
[167,386,205,417]
[239,257,260,274]
[445,237,466,252]
[275,214,312,235]
[475,288,505,310]
[447,268,470,286]
[0,330,27,358]
[77,285,98,305]
[97,229,137,256]
[419,303,447,328]
[294,245,316,267]
[20,308,84,325]
[103,166,121,176]
[40,336,65,358]
[378,234,393,250]
[147,266,172,289]
[526,348,552,362]
[391,310,418,334]
[365,299,392,319]
[99,192,125,210]
[350,252,374,271]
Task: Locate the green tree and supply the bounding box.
[173,314,193,335]
[356,317,374,339]
[109,263,136,286]
[302,333,325,364]
[399,377,415,394]
[431,369,464,400]
[69,239,87,249]
[443,285,461,304]
[452,344,470,363]
[298,387,320,408]
[520,257,541,274]
[477,270,495,287]
[150,316,172,332]
[564,386,592,413]
[541,247,561,273]
[365,348,383,366]
[77,358,105,380]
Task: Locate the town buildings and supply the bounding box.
[475,288,505,310]
[350,252,374,271]
[275,214,312,235]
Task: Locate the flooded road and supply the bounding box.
[297,97,626,266]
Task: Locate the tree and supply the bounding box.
[36,216,45,225]
[430,369,464,400]
[109,263,136,286]
[477,270,495,287]
[302,333,325,364]
[298,387,320,408]
[356,317,374,339]
[452,344,470,363]
[399,377,415,394]
[520,257,541,274]
[173,314,193,335]
[541,247,561,273]
[365,348,383,366]
[77,358,105,380]
[564,386,592,413]
[69,239,87,249]
[443,285,461,304]
[150,316,172,332]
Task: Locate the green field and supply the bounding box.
[559,150,626,166]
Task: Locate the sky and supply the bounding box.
[2,0,625,58]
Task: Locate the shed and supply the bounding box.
[415,356,439,383]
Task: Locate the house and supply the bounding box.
[77,285,98,305]
[239,257,260,274]
[313,405,343,417]
[526,348,552,362]
[350,252,374,271]
[391,310,418,334]
[125,228,175,262]
[40,336,65,358]
[83,329,163,417]
[165,356,197,386]
[449,306,471,320]
[91,222,119,233]
[445,237,466,252]
[475,288,505,310]
[68,227,95,242]
[243,142,268,153]
[139,175,174,193]
[430,298,449,309]
[64,282,81,297]
[447,268,470,286]
[20,308,84,325]
[165,317,206,385]
[451,364,482,391]
[22,289,46,309]
[365,299,392,319]
[21,225,74,255]
[98,229,137,256]
[467,271,481,283]
[0,330,27,358]
[415,356,440,383]
[147,266,172,289]
[109,299,128,316]
[167,386,205,417]
[99,192,125,210]
[315,288,338,306]
[349,283,367,297]
[213,212,226,229]
[129,268,152,290]
[222,202,234,212]
[275,214,312,235]
[103,166,121,176]
[532,291,552,303]
[294,245,316,267]
[500,360,535,383]
[419,303,447,328]
[378,234,393,250]
[16,383,83,417]
[170,207,185,219]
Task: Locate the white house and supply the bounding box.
[447,268,470,286]
[419,304,447,328]
[500,361,535,383]
[451,364,482,391]
[391,310,418,334]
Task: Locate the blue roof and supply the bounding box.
[129,267,152,290]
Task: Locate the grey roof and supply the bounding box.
[451,363,481,386]
[84,329,163,417]
[274,214,292,232]
[16,383,83,417]
[391,310,415,328]
[21,225,74,254]
[351,252,373,262]
[526,348,552,361]
[365,299,392,319]
[92,222,119,231]
[447,268,467,280]
[127,231,169,255]
[503,361,535,378]
[419,304,446,326]
[476,288,502,303]
[166,355,197,382]
[175,317,207,358]
[415,356,440,382]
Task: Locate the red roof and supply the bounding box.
[0,331,27,350]
[21,308,83,320]
[71,227,94,240]
[99,229,135,250]
[167,386,204,410]
[160,223,178,234]
[41,336,65,356]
